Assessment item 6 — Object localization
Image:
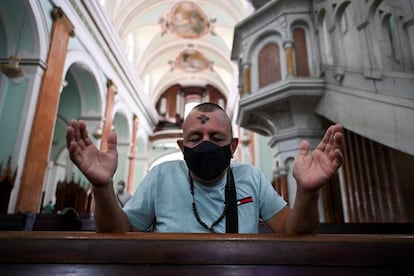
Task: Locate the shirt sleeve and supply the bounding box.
[258,170,287,221]
[123,167,157,231]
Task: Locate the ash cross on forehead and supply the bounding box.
[197,114,210,124]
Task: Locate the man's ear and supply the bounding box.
[177,139,184,152]
[230,138,239,156]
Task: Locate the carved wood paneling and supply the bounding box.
[341,129,407,222]
[293,27,310,77]
[258,43,281,88]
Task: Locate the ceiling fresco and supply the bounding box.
[100,0,254,107]
[160,1,213,39]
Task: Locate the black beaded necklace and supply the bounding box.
[189,170,229,233]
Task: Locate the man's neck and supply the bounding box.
[190,169,227,186]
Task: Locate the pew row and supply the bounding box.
[0,232,413,275]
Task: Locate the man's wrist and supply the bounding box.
[296,186,320,203]
[92,177,114,192]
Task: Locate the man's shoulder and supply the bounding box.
[230,162,257,171]
[152,159,186,170]
[150,160,187,176]
[230,162,262,177]
[141,160,187,188]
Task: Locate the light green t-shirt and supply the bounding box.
[123,160,287,233]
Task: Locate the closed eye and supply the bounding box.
[188,137,201,142]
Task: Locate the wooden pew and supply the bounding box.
[0,212,35,231]
[0,231,412,275]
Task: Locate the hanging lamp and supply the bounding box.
[0,55,24,78]
[0,11,27,79]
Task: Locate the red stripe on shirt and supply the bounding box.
[237,196,253,206]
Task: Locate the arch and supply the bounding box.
[152,72,231,104]
[333,1,352,27]
[245,30,283,62]
[30,0,50,61]
[334,1,362,68]
[64,50,105,116]
[113,110,131,183]
[50,61,102,163]
[0,1,48,60]
[246,30,284,92]
[113,107,132,143]
[367,0,385,19]
[376,10,403,71]
[44,53,104,208]
[316,9,334,65]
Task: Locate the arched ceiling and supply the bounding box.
[99,0,254,107]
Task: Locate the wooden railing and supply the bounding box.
[0,231,413,275]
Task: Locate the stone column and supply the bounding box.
[283,40,294,77]
[242,63,251,95]
[15,7,74,212]
[100,80,117,152]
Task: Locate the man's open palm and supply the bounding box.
[293,124,344,191]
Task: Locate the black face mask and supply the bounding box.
[183,141,233,181]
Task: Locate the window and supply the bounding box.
[387,15,400,60]
[321,15,334,65]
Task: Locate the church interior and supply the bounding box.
[1,0,414,273]
[1,0,414,227]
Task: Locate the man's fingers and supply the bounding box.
[66,126,74,149]
[107,131,118,154]
[297,140,310,159]
[79,120,93,146]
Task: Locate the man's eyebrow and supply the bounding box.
[185,130,202,137]
[185,130,226,137]
[210,131,225,136]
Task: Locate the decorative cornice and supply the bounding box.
[52,7,75,37]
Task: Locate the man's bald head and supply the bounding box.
[183,103,233,137]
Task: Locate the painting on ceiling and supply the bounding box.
[171,49,213,73]
[160,1,214,39]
